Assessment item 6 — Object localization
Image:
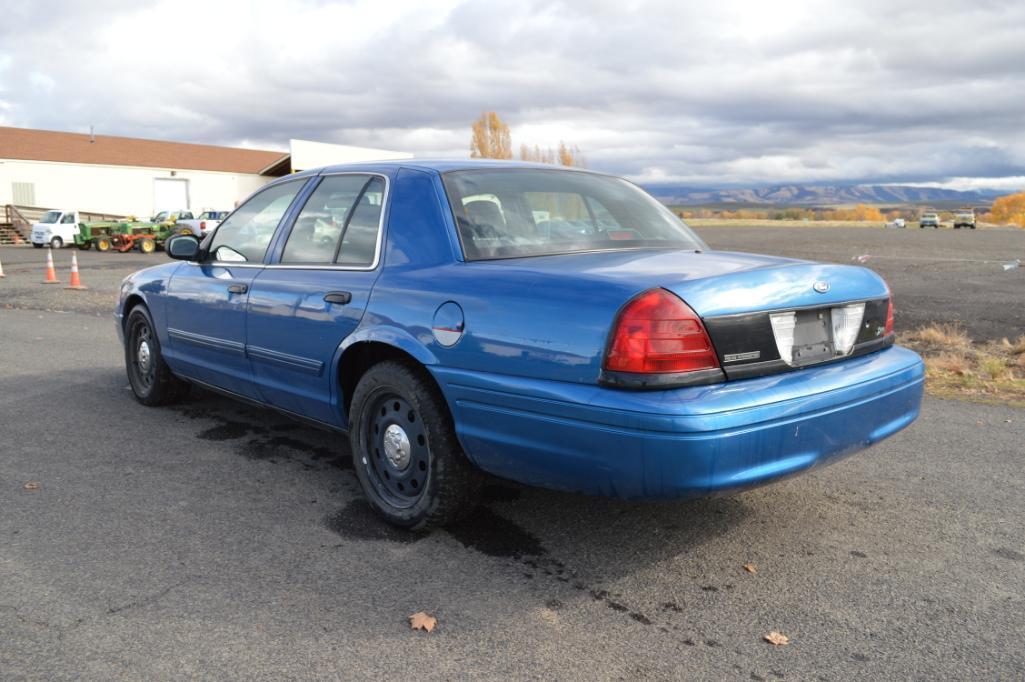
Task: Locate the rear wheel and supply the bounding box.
[95,236,112,252]
[124,306,189,406]
[137,237,156,254]
[349,361,481,529]
[77,241,91,250]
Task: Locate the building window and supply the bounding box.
[12,182,36,206]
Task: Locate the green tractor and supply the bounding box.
[74,220,177,253]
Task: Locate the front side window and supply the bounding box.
[280,175,384,267]
[40,210,61,224]
[442,169,704,260]
[208,180,305,263]
[60,212,76,224]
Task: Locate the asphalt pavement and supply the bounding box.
[1,231,1024,679]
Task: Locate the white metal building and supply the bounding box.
[0,126,411,218]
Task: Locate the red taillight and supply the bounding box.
[200,221,207,231]
[604,289,720,374]
[885,296,895,335]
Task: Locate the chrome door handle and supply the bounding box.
[227,283,248,294]
[324,291,352,305]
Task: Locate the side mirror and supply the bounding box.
[166,234,201,261]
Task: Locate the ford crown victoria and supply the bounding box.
[116,160,924,528]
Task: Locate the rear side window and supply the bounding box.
[280,174,384,267]
[209,180,305,263]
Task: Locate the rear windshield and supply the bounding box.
[442,169,704,261]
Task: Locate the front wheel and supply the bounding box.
[349,361,482,529]
[124,306,189,406]
[50,236,63,249]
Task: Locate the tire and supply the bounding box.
[95,237,112,252]
[124,306,189,406]
[349,360,482,529]
[176,227,194,237]
[137,237,156,254]
[50,236,63,249]
[77,242,91,250]
[33,243,43,248]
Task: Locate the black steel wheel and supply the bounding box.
[350,361,482,529]
[364,393,430,508]
[124,306,189,406]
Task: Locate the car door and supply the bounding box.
[163,178,309,400]
[59,211,78,244]
[245,173,387,426]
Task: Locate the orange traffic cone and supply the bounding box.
[65,251,87,290]
[43,247,59,284]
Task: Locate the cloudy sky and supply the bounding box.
[1,0,1023,189]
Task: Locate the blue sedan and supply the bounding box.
[116,160,924,528]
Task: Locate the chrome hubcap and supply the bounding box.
[138,340,151,372]
[382,424,411,470]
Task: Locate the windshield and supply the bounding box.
[442,169,705,261]
[40,210,61,224]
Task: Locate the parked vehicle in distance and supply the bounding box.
[953,209,976,230]
[919,212,940,228]
[116,161,925,529]
[151,210,194,223]
[174,210,229,237]
[886,218,906,229]
[199,210,229,235]
[30,210,80,248]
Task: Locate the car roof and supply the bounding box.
[313,158,604,176]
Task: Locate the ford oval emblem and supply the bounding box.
[813,280,830,294]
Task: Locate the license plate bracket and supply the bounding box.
[791,308,833,366]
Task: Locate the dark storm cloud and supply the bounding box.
[1,0,1023,187]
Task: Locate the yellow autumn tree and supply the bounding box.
[470,112,512,159]
[518,141,585,167]
[519,144,555,164]
[825,204,885,221]
[989,191,1025,227]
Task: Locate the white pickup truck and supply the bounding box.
[173,210,229,236]
[31,210,81,248]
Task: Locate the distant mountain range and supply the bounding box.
[643,184,1005,207]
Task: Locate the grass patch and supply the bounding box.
[900,324,1025,407]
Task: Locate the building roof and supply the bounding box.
[0,126,288,175]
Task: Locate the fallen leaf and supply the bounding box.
[764,631,790,646]
[743,563,758,574]
[23,481,40,491]
[409,611,437,633]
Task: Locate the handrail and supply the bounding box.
[2,204,127,241]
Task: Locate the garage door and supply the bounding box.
[153,178,190,213]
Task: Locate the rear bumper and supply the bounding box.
[432,346,924,499]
